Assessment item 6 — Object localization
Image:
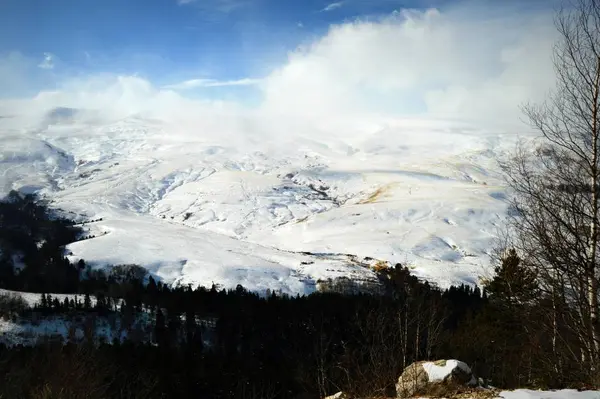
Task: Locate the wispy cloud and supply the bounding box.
[213,0,249,13]
[163,77,261,90]
[321,1,345,12]
[177,0,249,13]
[38,53,55,70]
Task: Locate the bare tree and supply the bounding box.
[502,0,600,380]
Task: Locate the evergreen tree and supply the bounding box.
[84,293,92,310]
[154,307,168,348]
[486,248,538,308]
[185,307,203,354]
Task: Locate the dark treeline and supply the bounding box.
[0,273,495,399]
[0,190,83,293]
[0,191,591,398]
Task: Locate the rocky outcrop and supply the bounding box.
[396,361,430,398]
[321,360,479,399]
[395,359,476,398]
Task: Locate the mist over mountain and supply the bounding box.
[0,1,554,293]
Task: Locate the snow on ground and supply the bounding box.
[497,390,600,399]
[422,359,474,383]
[0,111,526,293]
[64,210,378,295]
[0,289,155,346]
[0,311,154,347]
[0,289,112,346]
[0,289,97,308]
[0,316,119,346]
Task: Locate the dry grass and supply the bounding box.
[324,386,500,399]
[371,260,389,273]
[359,184,395,204]
[414,385,500,399]
[451,389,501,399]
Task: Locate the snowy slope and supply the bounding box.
[0,110,523,293]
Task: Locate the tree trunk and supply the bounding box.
[587,54,600,368]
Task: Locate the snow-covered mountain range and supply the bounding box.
[0,104,526,294]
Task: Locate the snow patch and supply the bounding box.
[498,390,600,399]
[422,359,472,382]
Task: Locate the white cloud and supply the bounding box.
[1,75,244,122]
[321,1,344,12]
[177,0,196,4]
[1,3,560,130]
[38,52,56,70]
[163,77,261,90]
[261,5,557,126]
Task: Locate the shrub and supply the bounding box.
[0,293,29,319]
[109,264,148,283]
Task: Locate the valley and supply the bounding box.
[0,110,521,293]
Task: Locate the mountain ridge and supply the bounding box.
[0,109,525,294]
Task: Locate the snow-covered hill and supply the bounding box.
[0,107,525,294]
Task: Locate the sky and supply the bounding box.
[0,0,561,127]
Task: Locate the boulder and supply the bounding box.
[396,359,476,398]
[396,361,430,398]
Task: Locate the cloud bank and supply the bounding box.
[262,5,557,125]
[0,3,558,129]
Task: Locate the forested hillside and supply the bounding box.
[0,192,593,398]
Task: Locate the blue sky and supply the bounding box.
[0,0,439,90]
[0,0,558,124]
